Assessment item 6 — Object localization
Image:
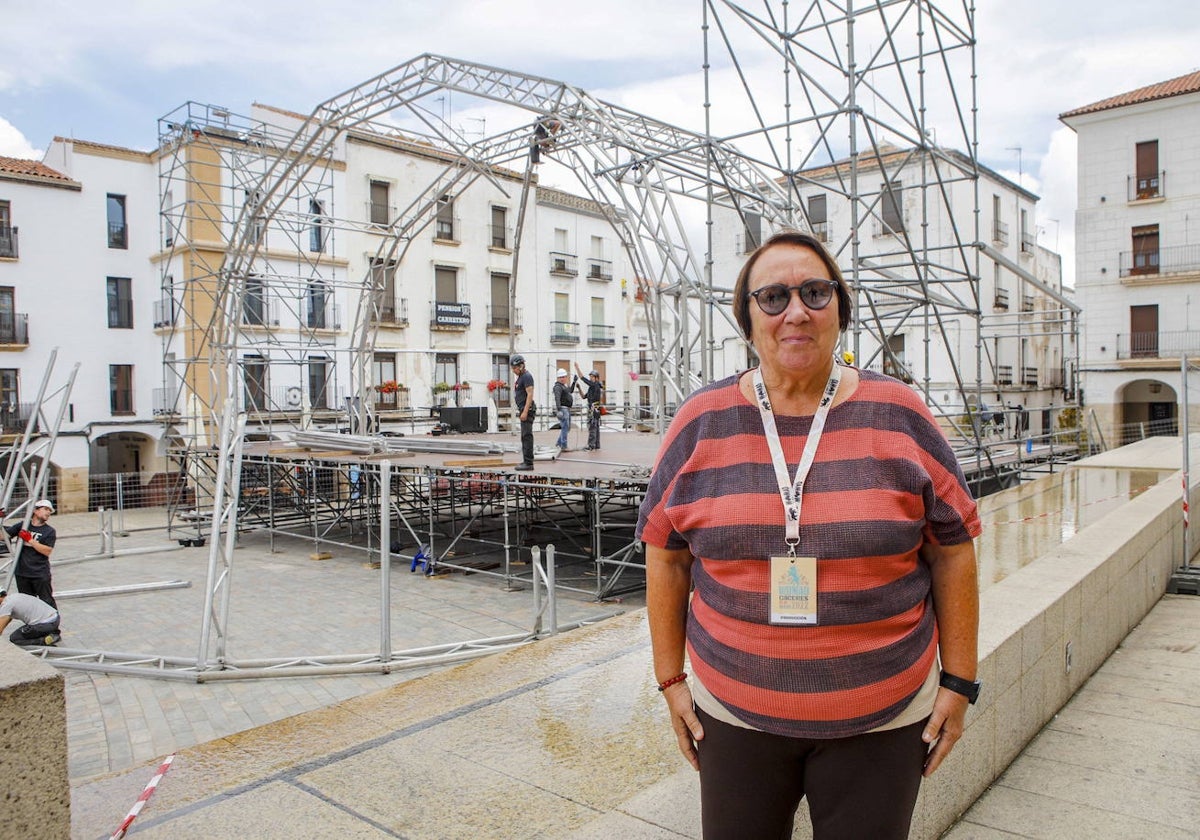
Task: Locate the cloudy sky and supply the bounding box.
[2,0,1198,283]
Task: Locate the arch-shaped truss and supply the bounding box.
[137,1,1077,677]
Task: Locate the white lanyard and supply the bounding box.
[752,358,842,555]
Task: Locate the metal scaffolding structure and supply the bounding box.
[47,0,1081,681]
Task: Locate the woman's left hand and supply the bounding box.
[921,687,970,776]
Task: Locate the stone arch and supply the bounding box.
[1116,378,1178,444]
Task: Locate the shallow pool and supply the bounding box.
[974,466,1175,587]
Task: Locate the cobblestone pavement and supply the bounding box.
[39,507,632,781]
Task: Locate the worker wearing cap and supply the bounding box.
[4,499,58,609]
[510,355,535,471]
[552,368,575,451]
[0,588,61,646]
[573,363,604,451]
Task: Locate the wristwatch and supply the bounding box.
[939,671,982,704]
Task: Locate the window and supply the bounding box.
[244,190,264,245]
[107,194,127,249]
[808,194,827,241]
[308,357,329,410]
[491,354,512,407]
[306,281,330,329]
[991,194,1008,244]
[435,194,455,240]
[370,259,397,321]
[742,211,762,254]
[0,368,18,431]
[107,277,133,329]
[490,272,511,328]
[369,180,390,226]
[434,353,459,388]
[555,292,570,322]
[0,286,21,343]
[242,355,268,411]
[244,275,267,325]
[490,206,508,249]
[1130,305,1159,358]
[110,364,134,414]
[163,189,176,247]
[0,200,15,258]
[1131,225,1159,276]
[309,199,327,252]
[373,352,397,408]
[881,180,904,234]
[1135,140,1160,199]
[435,266,458,303]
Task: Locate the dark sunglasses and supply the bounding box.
[748,279,838,316]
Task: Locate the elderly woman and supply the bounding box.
[636,230,981,839]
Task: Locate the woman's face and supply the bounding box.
[747,243,841,375]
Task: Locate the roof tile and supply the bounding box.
[1060,70,1200,119]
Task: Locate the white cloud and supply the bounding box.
[0,117,41,159]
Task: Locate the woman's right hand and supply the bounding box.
[662,682,704,770]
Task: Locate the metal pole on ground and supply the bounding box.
[380,460,392,663]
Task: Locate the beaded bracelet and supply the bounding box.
[657,672,688,692]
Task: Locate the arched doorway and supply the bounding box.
[89,431,158,511]
[1118,378,1177,445]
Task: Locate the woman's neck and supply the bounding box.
[759,356,835,410]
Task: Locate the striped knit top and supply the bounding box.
[636,369,981,739]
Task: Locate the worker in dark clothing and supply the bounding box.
[4,499,57,608]
[574,364,604,451]
[511,355,536,471]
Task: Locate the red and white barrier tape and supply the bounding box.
[110,752,176,839]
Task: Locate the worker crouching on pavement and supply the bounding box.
[0,588,62,646]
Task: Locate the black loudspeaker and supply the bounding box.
[438,406,487,433]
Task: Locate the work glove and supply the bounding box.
[18,529,32,542]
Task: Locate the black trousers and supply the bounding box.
[695,706,927,840]
[10,618,60,646]
[16,574,56,609]
[519,416,534,464]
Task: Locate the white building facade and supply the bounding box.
[1063,71,1200,446]
[711,147,1072,438]
[2,101,658,510]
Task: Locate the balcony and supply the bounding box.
[1021,294,1035,312]
[372,298,409,327]
[241,297,280,328]
[996,364,1014,386]
[549,251,578,276]
[1116,330,1200,361]
[0,402,36,435]
[872,216,905,238]
[302,301,342,331]
[1120,243,1200,279]
[550,320,580,344]
[1022,366,1039,387]
[585,258,613,282]
[489,223,513,251]
[0,225,17,258]
[434,214,459,243]
[108,222,128,249]
[0,313,29,346]
[993,287,1010,310]
[634,357,655,376]
[368,201,395,228]
[1128,171,1165,202]
[587,323,616,347]
[431,301,470,330]
[373,387,411,413]
[992,219,1009,246]
[153,298,177,328]
[1020,232,1036,254]
[152,387,179,416]
[811,221,829,243]
[486,304,522,333]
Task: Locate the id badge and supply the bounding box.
[769,555,818,625]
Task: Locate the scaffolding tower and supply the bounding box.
[128,0,1083,678]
